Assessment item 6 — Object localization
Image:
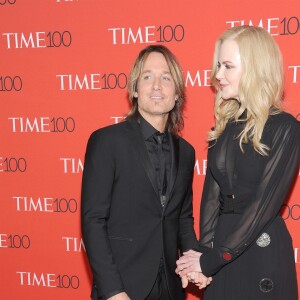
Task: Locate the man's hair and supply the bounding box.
[209,25,284,155]
[127,45,185,133]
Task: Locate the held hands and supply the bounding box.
[176,250,212,290]
[176,250,202,274]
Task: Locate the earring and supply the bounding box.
[133,92,138,98]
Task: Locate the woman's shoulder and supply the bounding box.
[266,111,299,128]
[264,112,299,140]
[268,111,298,122]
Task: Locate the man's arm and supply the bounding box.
[178,148,199,252]
[107,292,131,300]
[81,130,125,299]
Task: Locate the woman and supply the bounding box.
[176,25,299,299]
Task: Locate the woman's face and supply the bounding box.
[216,39,243,101]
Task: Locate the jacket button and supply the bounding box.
[223,252,232,261]
[256,233,271,247]
[259,278,274,293]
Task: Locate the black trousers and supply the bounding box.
[145,261,171,300]
[95,262,172,300]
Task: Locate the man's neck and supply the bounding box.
[139,113,168,133]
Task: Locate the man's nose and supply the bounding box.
[152,78,161,90]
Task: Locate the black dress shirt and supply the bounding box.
[139,118,171,207]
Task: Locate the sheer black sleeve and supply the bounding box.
[200,116,300,276]
[198,152,221,253]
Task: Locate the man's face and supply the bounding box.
[134,52,178,124]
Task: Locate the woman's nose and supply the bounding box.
[216,68,223,80]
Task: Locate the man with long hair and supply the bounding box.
[81,45,209,300]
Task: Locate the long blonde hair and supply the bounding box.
[209,25,284,155]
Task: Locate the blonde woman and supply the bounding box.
[176,25,299,299]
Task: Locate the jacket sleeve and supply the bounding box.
[178,147,200,252]
[81,130,125,298]
[200,119,300,276]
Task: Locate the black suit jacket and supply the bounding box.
[81,119,198,300]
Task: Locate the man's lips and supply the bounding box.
[150,95,163,99]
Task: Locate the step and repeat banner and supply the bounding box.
[1,0,299,299]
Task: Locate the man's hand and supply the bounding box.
[107,292,131,300]
[193,272,212,289]
[181,274,189,288]
[178,271,212,289]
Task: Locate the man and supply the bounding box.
[81,45,202,300]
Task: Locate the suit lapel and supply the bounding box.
[125,120,160,198]
[167,132,179,200]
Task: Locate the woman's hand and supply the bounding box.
[176,251,212,289]
[176,250,202,275]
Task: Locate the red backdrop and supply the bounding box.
[1,0,299,299]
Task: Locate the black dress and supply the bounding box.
[198,112,299,299]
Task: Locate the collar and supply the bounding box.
[139,117,168,141]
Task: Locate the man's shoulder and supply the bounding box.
[176,134,195,152]
[91,120,128,136]
[86,121,136,148]
[90,119,140,139]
